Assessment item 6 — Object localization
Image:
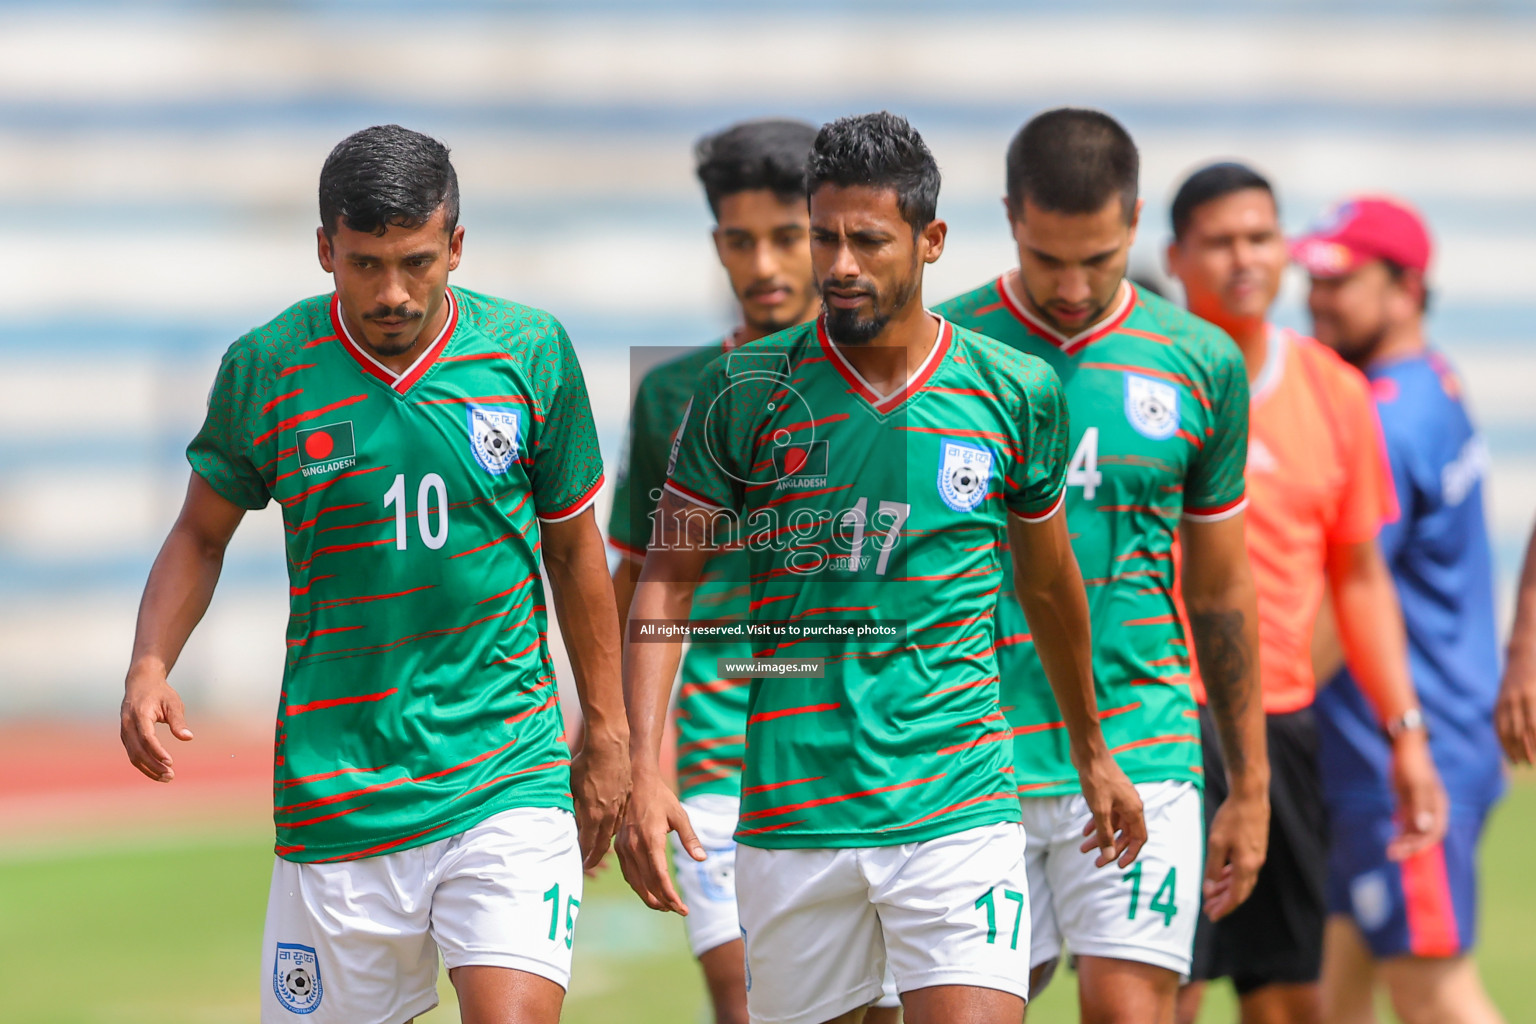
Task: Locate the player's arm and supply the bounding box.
[1008,510,1147,868]
[541,507,631,870]
[1496,517,1536,763]
[120,472,245,782]
[1180,513,1269,920]
[1327,536,1448,858]
[616,488,718,915]
[612,556,642,629]
[1311,590,1346,684]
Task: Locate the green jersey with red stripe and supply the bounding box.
[609,341,754,801]
[187,286,604,863]
[664,316,1069,849]
[935,277,1249,796]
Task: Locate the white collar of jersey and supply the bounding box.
[819,312,951,412]
[998,272,1133,354]
[1251,323,1290,406]
[333,287,458,394]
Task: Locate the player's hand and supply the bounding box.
[1388,731,1448,861]
[1076,751,1147,868]
[120,663,194,783]
[615,771,702,916]
[1495,662,1536,764]
[570,730,631,871]
[1202,788,1268,920]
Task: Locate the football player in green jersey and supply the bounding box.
[937,109,1270,1024]
[618,111,1146,1024]
[608,118,885,1024]
[118,126,629,1024]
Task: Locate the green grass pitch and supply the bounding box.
[2,778,1528,1023]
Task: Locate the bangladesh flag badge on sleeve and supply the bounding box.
[296,421,357,477]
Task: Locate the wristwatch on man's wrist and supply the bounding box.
[1385,706,1427,742]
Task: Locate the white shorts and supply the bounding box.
[735,822,1031,1024]
[1019,780,1202,977]
[671,794,746,958]
[671,795,899,1008]
[260,806,583,1024]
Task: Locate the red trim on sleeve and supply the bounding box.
[663,478,729,511]
[608,536,646,562]
[1010,489,1066,523]
[1182,493,1249,523]
[538,473,604,523]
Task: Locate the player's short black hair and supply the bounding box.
[1006,108,1138,222]
[694,119,818,220]
[807,111,941,235]
[1170,162,1276,242]
[319,125,459,238]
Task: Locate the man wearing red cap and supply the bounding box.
[1300,197,1507,1024]
[1165,166,1448,1024]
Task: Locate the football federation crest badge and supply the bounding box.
[273,942,323,1014]
[937,439,994,512]
[1124,373,1180,441]
[467,404,521,475]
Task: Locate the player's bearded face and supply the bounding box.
[819,252,921,346]
[811,186,927,347]
[1308,261,1397,364]
[1012,196,1138,336]
[318,206,463,359]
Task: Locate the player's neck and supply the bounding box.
[340,294,451,376]
[1011,271,1127,341]
[733,301,822,347]
[832,297,939,397]
[1217,316,1269,382]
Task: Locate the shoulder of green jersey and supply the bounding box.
[640,340,730,391]
[1136,287,1241,356]
[951,323,1057,381]
[215,293,334,403]
[452,287,571,355]
[932,278,1006,323]
[233,293,334,363]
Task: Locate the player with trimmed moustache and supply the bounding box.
[619,111,1146,1024]
[1296,196,1507,1024]
[1165,163,1448,1024]
[609,118,899,1024]
[938,108,1270,1024]
[119,125,629,1024]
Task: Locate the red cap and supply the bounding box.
[1290,196,1432,278]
